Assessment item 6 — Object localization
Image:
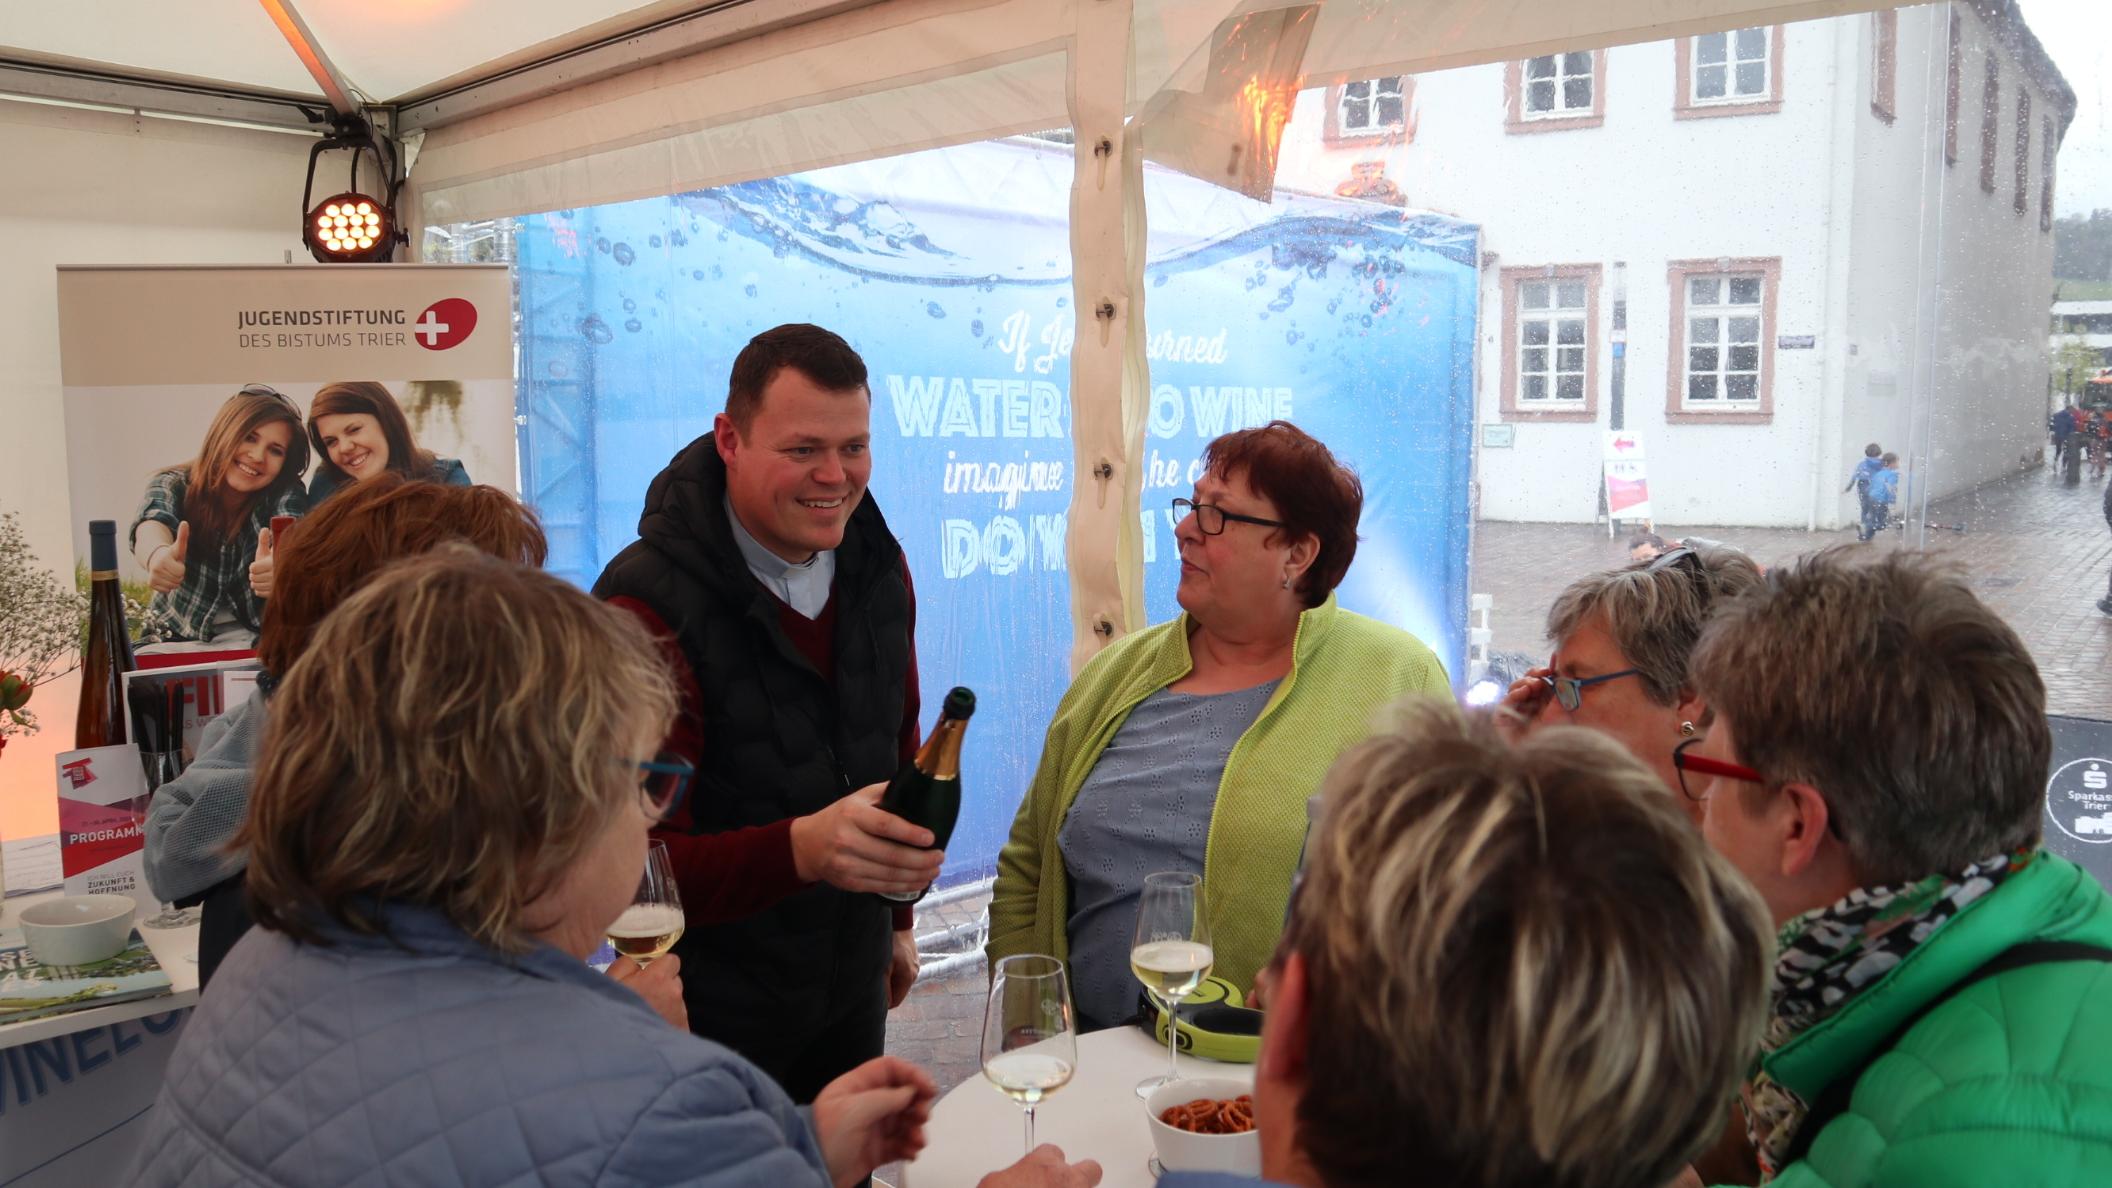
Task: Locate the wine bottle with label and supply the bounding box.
[875,686,975,903]
[76,520,136,749]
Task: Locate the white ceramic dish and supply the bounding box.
[1145,1077,1261,1175]
[18,893,135,968]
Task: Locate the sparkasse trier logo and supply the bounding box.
[414,298,478,350]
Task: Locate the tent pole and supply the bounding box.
[1064,0,1148,675]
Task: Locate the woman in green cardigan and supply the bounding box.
[987,421,1450,1029]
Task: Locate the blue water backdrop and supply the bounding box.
[513,137,1477,885]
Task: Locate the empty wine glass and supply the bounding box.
[981,953,1077,1155]
[1131,871,1213,1098]
[137,750,199,930]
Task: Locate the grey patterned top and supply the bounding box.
[1058,679,1280,1031]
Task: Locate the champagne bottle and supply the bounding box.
[76,520,136,748]
[875,686,975,903]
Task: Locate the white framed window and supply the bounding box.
[1519,279,1591,404]
[1684,275,1766,406]
[1500,264,1600,422]
[1336,76,1408,137]
[1693,28,1771,103]
[1522,53,1595,119]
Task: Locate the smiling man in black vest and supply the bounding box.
[595,323,941,1101]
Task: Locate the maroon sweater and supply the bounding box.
[609,567,919,931]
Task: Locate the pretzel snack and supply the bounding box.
[1158,1094,1256,1134]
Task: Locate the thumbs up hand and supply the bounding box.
[148,522,190,593]
[248,526,276,599]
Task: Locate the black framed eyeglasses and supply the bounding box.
[1538,667,1641,711]
[1171,497,1288,536]
[632,753,694,822]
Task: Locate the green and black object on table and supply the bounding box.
[1139,975,1264,1064]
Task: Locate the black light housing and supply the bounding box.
[302,114,405,263]
[307,192,391,261]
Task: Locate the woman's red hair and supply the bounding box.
[1203,420,1363,607]
[257,474,546,676]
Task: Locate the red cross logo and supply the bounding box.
[414,298,477,351]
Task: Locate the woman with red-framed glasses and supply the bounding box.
[1670,736,1842,840]
[1679,548,2112,1187]
[1671,736,1764,803]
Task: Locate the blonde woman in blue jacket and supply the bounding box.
[129,550,1096,1188]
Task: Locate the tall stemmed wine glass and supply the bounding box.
[605,841,685,966]
[137,716,197,930]
[981,953,1077,1155]
[1131,871,1213,1098]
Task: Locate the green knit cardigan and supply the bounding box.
[986,593,1450,995]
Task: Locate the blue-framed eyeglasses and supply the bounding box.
[1538,667,1642,711]
[632,753,693,822]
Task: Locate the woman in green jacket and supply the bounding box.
[1683,548,2112,1187]
[987,422,1450,1030]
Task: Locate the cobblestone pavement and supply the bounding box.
[1473,465,2112,717]
[880,886,995,1186]
[885,885,993,1102]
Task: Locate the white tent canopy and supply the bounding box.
[8,0,1989,666]
[2,1,872,110]
[4,2,1972,199]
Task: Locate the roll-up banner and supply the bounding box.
[509,139,1480,885]
[4,265,514,871]
[0,263,512,1187]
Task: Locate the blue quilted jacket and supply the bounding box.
[128,902,832,1187]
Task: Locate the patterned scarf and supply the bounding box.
[1742,850,2035,1180]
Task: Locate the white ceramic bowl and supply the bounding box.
[19,894,135,968]
[1145,1077,1262,1175]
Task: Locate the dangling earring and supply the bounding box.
[1281,573,1293,590]
[1679,721,1697,738]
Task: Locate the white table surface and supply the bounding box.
[905,1026,1255,1188]
[0,886,201,1051]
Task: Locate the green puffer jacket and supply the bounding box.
[1757,853,2112,1188]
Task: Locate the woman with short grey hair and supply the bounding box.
[1497,545,1761,823]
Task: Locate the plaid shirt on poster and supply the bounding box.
[131,468,307,643]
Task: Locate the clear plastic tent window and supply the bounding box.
[493,135,1475,883]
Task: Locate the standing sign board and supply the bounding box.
[1603,431,1651,523]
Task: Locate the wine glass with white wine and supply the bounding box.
[1131,870,1213,1098]
[981,953,1078,1156]
[606,841,685,966]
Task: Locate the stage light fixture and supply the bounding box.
[305,192,394,262]
[301,114,406,264]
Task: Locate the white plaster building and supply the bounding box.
[1275,2,2070,528]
